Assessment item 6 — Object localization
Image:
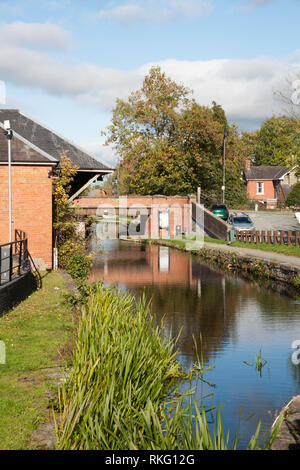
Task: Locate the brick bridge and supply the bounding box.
[73,195,230,240]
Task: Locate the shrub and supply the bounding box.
[66,251,92,282]
[286,182,300,208]
[293,273,300,291]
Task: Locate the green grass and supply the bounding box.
[150,236,300,257]
[230,241,300,257]
[56,283,283,450]
[0,271,75,450]
[204,236,227,244]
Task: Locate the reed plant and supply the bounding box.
[56,283,283,450]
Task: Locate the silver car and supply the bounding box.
[229,213,255,231]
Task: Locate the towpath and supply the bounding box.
[204,242,300,270]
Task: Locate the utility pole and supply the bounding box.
[222,126,227,204]
[3,120,13,243]
[197,186,201,204]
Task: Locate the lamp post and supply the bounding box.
[3,120,13,243]
[222,126,227,204]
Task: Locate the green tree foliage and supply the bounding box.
[253,116,300,167]
[239,130,259,163]
[53,155,88,269]
[104,66,248,207]
[285,182,300,207]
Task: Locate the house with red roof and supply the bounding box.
[243,163,298,209]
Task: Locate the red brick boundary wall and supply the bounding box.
[0,165,53,269]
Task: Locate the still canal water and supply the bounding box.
[89,238,300,449]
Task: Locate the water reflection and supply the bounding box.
[89,239,300,448]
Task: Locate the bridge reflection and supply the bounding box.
[89,240,240,363]
[89,243,196,287]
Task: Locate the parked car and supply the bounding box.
[229,213,255,231]
[209,204,229,221]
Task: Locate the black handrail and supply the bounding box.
[0,238,30,286]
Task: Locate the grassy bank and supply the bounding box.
[155,236,300,258]
[231,241,300,257]
[56,283,282,450]
[0,271,75,450]
[205,236,300,257]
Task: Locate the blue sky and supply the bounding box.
[0,0,300,167]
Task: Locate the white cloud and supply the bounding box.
[82,140,118,167]
[96,0,212,22]
[0,44,143,105]
[0,30,299,131]
[0,21,71,50]
[142,57,297,122]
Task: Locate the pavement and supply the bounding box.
[204,242,300,270]
[235,211,300,232]
[271,396,300,450]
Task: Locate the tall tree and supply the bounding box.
[253,116,300,167]
[239,130,259,163]
[104,66,248,206]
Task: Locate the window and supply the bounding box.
[159,211,169,229]
[257,182,264,194]
[232,217,252,224]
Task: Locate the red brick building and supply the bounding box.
[0,109,113,269]
[243,164,298,209]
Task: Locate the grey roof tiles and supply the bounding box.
[0,109,113,171]
[244,165,289,180]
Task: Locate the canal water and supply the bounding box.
[89,238,300,449]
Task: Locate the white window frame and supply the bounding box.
[256,182,264,195]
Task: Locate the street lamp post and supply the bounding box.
[3,120,13,243]
[222,126,227,204]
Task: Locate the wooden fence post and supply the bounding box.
[267,230,272,244]
[280,231,284,245]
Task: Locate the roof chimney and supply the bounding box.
[245,158,251,170]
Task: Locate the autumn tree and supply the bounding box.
[104,66,248,206]
[53,154,86,268]
[239,130,259,163]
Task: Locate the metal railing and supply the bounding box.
[0,235,30,286]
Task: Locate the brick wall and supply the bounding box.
[74,195,196,238]
[0,165,53,269]
[247,180,275,201]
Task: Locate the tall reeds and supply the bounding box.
[56,283,282,450]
